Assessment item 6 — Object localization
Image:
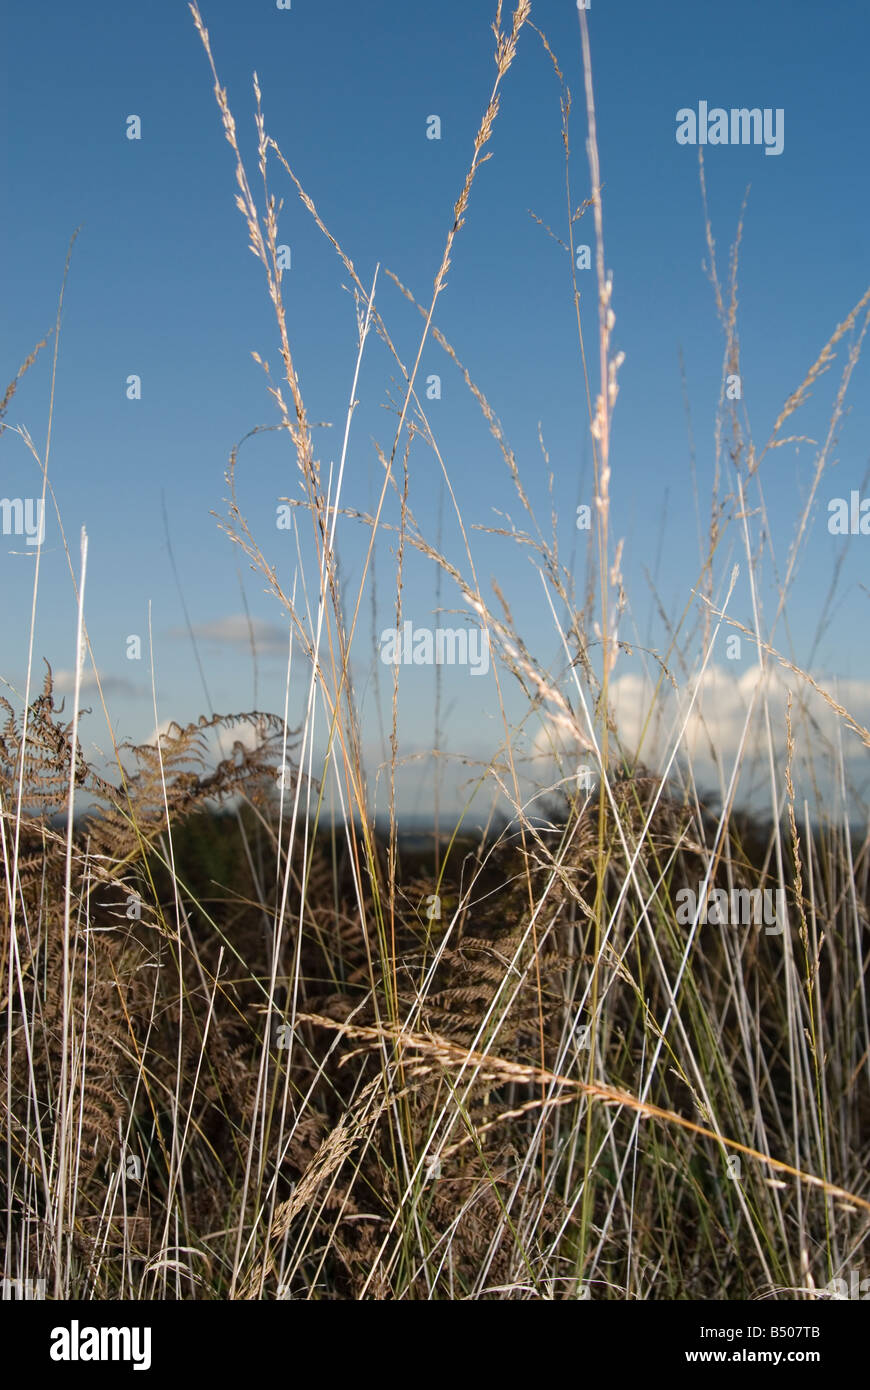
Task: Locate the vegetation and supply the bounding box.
[2,3,868,1299]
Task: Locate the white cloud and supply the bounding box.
[527,663,870,805]
[145,716,276,762]
[608,662,870,780]
[145,717,177,747]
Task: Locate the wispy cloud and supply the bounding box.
[53,669,142,697]
[169,615,288,653]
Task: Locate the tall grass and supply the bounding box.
[2,2,869,1300]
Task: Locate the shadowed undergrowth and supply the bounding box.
[2,675,868,1298]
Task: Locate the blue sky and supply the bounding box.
[2,1,869,820]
